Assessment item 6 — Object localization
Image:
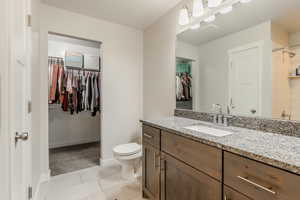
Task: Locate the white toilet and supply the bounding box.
[113,143,142,180]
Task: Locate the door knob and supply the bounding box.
[15,132,29,142]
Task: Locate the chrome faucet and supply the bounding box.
[212,104,231,126]
[212,104,223,125]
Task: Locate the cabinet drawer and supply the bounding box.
[224,151,300,200]
[143,125,160,148]
[224,186,251,200]
[161,131,222,180]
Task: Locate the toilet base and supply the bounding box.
[121,163,136,180]
[118,158,141,180]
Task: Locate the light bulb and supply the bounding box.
[240,0,252,3]
[219,6,233,14]
[208,0,223,8]
[190,23,201,30]
[204,15,216,23]
[179,7,190,26]
[193,0,204,17]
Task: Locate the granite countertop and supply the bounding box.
[141,116,300,175]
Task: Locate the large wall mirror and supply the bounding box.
[175,0,300,120]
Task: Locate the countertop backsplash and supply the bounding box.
[174,109,300,138]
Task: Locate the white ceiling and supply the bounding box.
[42,0,182,29]
[178,0,300,45]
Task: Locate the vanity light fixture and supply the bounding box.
[179,0,253,26]
[193,0,204,17]
[219,5,233,14]
[179,6,190,26]
[208,0,223,8]
[240,0,252,3]
[190,23,201,30]
[204,15,216,23]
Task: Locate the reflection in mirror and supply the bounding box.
[175,0,300,121]
[176,57,194,110]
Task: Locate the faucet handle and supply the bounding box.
[212,104,222,114]
[223,115,233,126]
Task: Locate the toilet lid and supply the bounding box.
[113,143,141,156]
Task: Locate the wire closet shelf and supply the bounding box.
[48,56,101,72]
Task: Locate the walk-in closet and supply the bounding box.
[48,33,102,176]
[176,58,193,110]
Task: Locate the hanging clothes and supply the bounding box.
[176,74,183,100]
[49,64,59,102]
[176,72,192,101]
[48,57,101,117]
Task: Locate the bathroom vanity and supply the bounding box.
[141,116,300,200]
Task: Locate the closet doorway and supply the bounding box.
[48,33,102,176]
[176,57,194,110]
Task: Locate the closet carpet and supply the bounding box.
[176,99,193,110]
[50,142,100,176]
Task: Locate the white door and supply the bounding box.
[9,0,32,199]
[228,42,262,117]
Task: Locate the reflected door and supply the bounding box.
[228,42,262,117]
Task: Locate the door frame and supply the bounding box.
[0,0,11,199]
[4,0,33,199]
[43,31,103,175]
[227,41,264,116]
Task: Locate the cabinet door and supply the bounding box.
[142,142,160,200]
[224,186,251,200]
[161,153,221,200]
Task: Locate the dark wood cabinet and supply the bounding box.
[142,142,160,200]
[142,124,300,200]
[224,186,251,200]
[160,153,221,200]
[161,130,222,180]
[224,151,300,200]
[143,125,161,148]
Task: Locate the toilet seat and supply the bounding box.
[116,151,142,160]
[113,143,141,156]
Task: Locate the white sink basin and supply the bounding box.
[184,125,234,137]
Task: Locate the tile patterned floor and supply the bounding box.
[41,165,146,200]
[49,142,100,176]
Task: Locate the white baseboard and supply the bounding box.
[40,170,51,182]
[100,158,120,167]
[33,171,51,200]
[49,139,100,149]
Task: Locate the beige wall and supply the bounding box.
[271,23,290,119]
[272,23,289,48]
[289,32,300,47]
[270,27,300,121]
[39,4,143,176]
[289,32,300,120]
[143,2,186,119]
